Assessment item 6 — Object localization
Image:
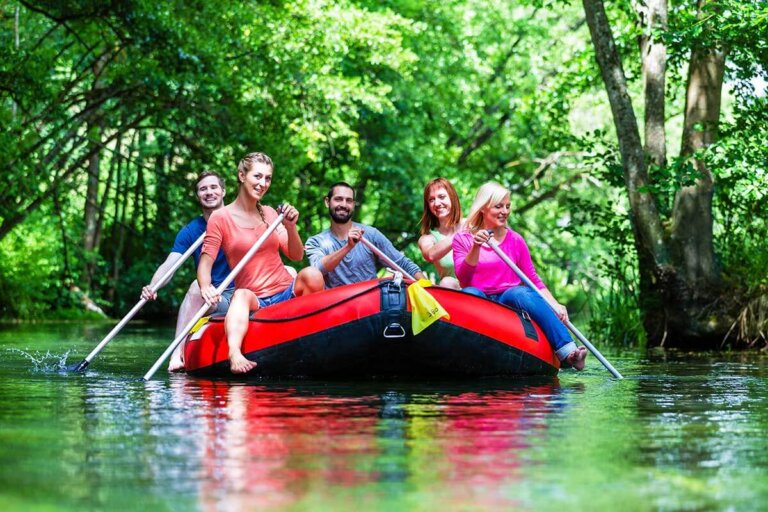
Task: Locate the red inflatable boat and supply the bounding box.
[184,278,560,378]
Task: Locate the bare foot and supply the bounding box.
[564,346,588,370]
[168,356,185,373]
[229,352,257,374]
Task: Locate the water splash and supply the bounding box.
[6,347,72,372]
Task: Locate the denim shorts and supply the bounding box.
[257,280,296,308]
[210,287,235,316]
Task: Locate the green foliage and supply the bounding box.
[0,0,764,351]
[711,96,768,292]
[587,274,646,348]
[0,212,72,318]
[560,130,646,345]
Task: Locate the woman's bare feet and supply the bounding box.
[229,351,257,374]
[564,346,588,370]
[168,356,185,373]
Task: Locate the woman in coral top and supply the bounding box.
[198,152,324,373]
[452,182,587,370]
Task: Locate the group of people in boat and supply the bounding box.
[142,152,588,374]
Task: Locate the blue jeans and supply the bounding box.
[462,286,577,361]
[257,280,295,308]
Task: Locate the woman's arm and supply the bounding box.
[418,233,454,263]
[197,253,220,306]
[453,232,475,284]
[462,230,491,266]
[198,211,224,305]
[278,204,304,261]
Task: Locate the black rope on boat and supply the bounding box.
[249,281,387,323]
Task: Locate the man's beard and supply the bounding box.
[329,207,352,223]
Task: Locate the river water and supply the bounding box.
[1,322,767,511]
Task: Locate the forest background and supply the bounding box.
[1,0,766,350]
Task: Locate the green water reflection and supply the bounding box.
[1,323,767,511]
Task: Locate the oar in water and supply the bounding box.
[142,209,286,381]
[358,237,416,280]
[485,237,623,379]
[68,233,206,372]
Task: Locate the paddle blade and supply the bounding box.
[66,359,90,372]
[408,279,449,335]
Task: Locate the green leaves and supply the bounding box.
[0,0,764,334]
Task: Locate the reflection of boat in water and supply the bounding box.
[184,278,560,378]
[174,378,564,511]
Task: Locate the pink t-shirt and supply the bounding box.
[452,228,546,295]
[202,206,294,297]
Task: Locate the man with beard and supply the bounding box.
[141,171,234,371]
[305,182,424,288]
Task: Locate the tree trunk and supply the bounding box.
[107,137,125,305]
[153,141,171,234]
[638,0,668,169]
[582,0,669,279]
[583,0,733,348]
[93,136,121,253]
[82,55,108,291]
[134,144,148,236]
[12,5,19,121]
[671,44,725,290]
[82,122,101,290]
[53,186,70,281]
[654,26,727,345]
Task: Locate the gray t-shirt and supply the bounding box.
[305,223,422,288]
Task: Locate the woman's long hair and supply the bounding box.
[465,182,510,233]
[419,177,462,235]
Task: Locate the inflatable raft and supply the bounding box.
[184,278,560,378]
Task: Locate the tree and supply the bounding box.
[581,0,768,347]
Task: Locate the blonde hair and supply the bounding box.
[465,182,510,233]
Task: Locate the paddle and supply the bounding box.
[486,237,623,379]
[358,237,416,280]
[67,233,206,372]
[142,208,286,381]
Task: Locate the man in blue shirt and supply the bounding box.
[305,182,424,288]
[141,171,233,371]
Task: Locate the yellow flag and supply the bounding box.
[408,278,450,335]
[189,316,210,334]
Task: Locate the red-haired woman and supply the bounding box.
[418,178,463,289]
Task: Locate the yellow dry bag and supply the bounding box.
[407,278,450,335]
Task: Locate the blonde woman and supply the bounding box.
[418,178,463,289]
[452,182,587,370]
